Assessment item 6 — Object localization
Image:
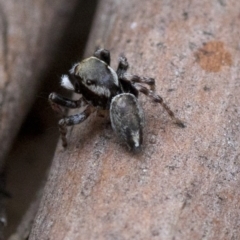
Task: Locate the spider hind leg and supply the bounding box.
[135,84,185,128]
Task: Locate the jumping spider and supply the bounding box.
[49,49,185,151]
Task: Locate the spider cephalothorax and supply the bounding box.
[49,48,184,151]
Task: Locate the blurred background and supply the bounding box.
[2,0,98,237]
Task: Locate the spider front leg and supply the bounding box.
[135,84,185,128]
[59,105,95,147]
[48,92,86,116]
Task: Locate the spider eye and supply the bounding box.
[86,79,96,85]
[86,80,91,85]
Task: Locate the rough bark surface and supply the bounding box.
[0,0,79,168]
[0,1,81,238]
[2,1,97,239]
[31,0,240,239]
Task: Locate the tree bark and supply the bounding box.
[0,1,79,238]
[30,0,240,239]
[0,0,79,168]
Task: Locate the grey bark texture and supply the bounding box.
[30,0,240,239]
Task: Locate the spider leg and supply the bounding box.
[93,48,111,65]
[116,56,155,91]
[59,105,95,147]
[48,92,86,116]
[116,56,139,97]
[135,83,185,128]
[116,55,129,77]
[123,74,156,91]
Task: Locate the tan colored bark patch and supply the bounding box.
[195,41,232,72]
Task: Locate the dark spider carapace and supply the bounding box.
[49,48,185,151]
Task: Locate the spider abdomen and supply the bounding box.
[110,93,144,151]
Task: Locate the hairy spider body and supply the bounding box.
[62,57,120,109]
[49,49,184,151]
